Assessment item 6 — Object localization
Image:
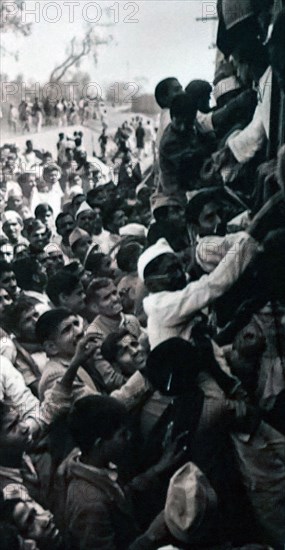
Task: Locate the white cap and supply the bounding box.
[119,223,147,238]
[75,201,93,218]
[1,210,23,226]
[137,238,175,281]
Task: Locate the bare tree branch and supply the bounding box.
[49,25,111,83]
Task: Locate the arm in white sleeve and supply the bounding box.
[154,232,258,326]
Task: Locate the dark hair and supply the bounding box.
[185,79,212,101]
[69,395,127,454]
[0,522,20,550]
[12,257,41,290]
[35,203,53,219]
[0,261,14,278]
[35,308,72,344]
[170,92,197,123]
[85,251,106,274]
[155,77,178,108]
[86,277,113,302]
[101,329,130,364]
[46,271,81,306]
[116,242,142,272]
[71,194,85,207]
[2,295,38,334]
[43,164,61,180]
[145,338,200,395]
[0,237,10,248]
[185,188,221,225]
[55,211,74,229]
[25,218,46,237]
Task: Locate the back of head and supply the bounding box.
[116,241,143,273]
[12,257,39,290]
[46,271,80,306]
[155,77,179,108]
[145,338,200,395]
[170,92,197,124]
[185,80,212,101]
[84,251,105,274]
[69,395,127,454]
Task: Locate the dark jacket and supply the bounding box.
[65,456,141,550]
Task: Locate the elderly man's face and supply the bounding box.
[3,220,21,242]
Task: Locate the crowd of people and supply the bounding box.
[0,1,285,549]
[7,96,104,134]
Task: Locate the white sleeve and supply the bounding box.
[227,105,266,163]
[153,233,258,326]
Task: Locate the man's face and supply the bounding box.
[166,205,185,227]
[72,175,82,187]
[29,224,48,251]
[22,174,36,197]
[92,207,103,234]
[13,501,59,544]
[77,211,95,235]
[3,221,21,243]
[45,169,60,186]
[165,79,183,108]
[63,282,86,315]
[39,210,53,230]
[8,194,23,211]
[100,256,115,278]
[57,215,75,239]
[46,250,64,276]
[104,424,131,464]
[53,315,83,358]
[34,260,48,289]
[74,236,93,263]
[198,202,221,236]
[116,334,146,375]
[0,407,32,453]
[0,270,18,298]
[96,283,123,318]
[151,254,187,292]
[0,287,13,313]
[0,243,14,263]
[112,210,128,232]
[18,306,40,343]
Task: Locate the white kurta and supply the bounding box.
[143,232,258,349]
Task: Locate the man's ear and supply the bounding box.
[43,339,59,357]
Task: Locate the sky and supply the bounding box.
[1,1,218,94]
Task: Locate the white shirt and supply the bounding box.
[143,232,258,349]
[227,66,272,164]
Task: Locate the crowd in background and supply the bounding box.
[0,1,285,549]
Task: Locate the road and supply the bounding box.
[1,105,155,175]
